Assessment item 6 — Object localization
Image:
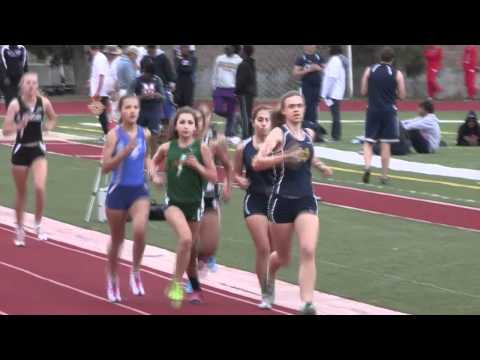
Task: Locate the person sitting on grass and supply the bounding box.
[401,100,441,154]
[457,111,480,146]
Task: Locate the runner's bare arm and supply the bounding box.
[214,135,233,200]
[2,100,20,137]
[360,67,370,96]
[42,97,58,132]
[396,71,406,100]
[233,142,250,190]
[184,143,217,183]
[252,127,284,171]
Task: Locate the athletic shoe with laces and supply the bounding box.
[166,281,184,308]
[35,223,48,241]
[129,271,145,296]
[362,170,371,184]
[187,290,204,305]
[14,227,26,247]
[261,280,275,309]
[107,276,121,303]
[299,302,317,315]
[207,256,218,273]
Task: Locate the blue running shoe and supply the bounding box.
[184,281,193,294]
[207,257,218,273]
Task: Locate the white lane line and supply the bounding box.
[0,225,293,315]
[0,258,149,316]
[0,310,8,315]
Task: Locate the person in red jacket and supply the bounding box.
[463,45,478,100]
[424,45,443,100]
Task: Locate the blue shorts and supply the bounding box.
[138,110,162,135]
[243,193,269,218]
[365,110,399,143]
[106,184,150,211]
[267,195,318,224]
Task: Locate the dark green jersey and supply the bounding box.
[166,139,206,203]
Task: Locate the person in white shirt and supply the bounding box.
[104,45,122,123]
[212,45,243,144]
[402,100,441,153]
[89,45,110,136]
[321,45,346,141]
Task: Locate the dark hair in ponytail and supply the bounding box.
[271,90,304,129]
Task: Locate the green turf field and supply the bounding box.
[0,144,479,314]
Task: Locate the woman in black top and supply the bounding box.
[457,111,480,146]
[2,72,57,247]
[234,105,274,309]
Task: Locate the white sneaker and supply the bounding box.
[107,276,121,303]
[14,227,26,247]
[129,271,145,296]
[257,299,273,310]
[35,223,48,241]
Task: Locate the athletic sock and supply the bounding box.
[188,276,201,292]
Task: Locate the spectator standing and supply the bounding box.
[174,45,197,107]
[116,46,139,97]
[401,100,441,154]
[235,45,258,140]
[360,47,406,184]
[104,45,122,123]
[293,45,325,141]
[89,45,110,138]
[132,59,165,155]
[424,45,443,100]
[457,111,480,146]
[321,45,346,141]
[0,45,29,107]
[212,45,243,144]
[463,45,478,100]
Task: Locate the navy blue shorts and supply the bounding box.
[106,184,150,211]
[365,110,399,143]
[138,110,162,135]
[243,193,269,218]
[268,195,318,224]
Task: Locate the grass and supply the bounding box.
[0,148,479,314]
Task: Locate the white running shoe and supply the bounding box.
[35,223,48,241]
[107,276,122,303]
[129,271,145,296]
[14,227,26,247]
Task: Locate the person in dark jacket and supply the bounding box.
[235,45,258,140]
[0,45,29,107]
[141,45,177,124]
[174,45,197,107]
[457,111,480,146]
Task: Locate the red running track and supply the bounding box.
[0,225,294,315]
[3,100,480,115]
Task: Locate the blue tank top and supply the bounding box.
[272,125,314,198]
[368,63,398,112]
[110,126,147,187]
[243,137,274,195]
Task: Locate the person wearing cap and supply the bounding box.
[401,100,441,153]
[104,45,122,123]
[457,111,480,146]
[116,46,139,98]
[89,45,110,138]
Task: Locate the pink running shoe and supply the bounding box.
[187,291,204,305]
